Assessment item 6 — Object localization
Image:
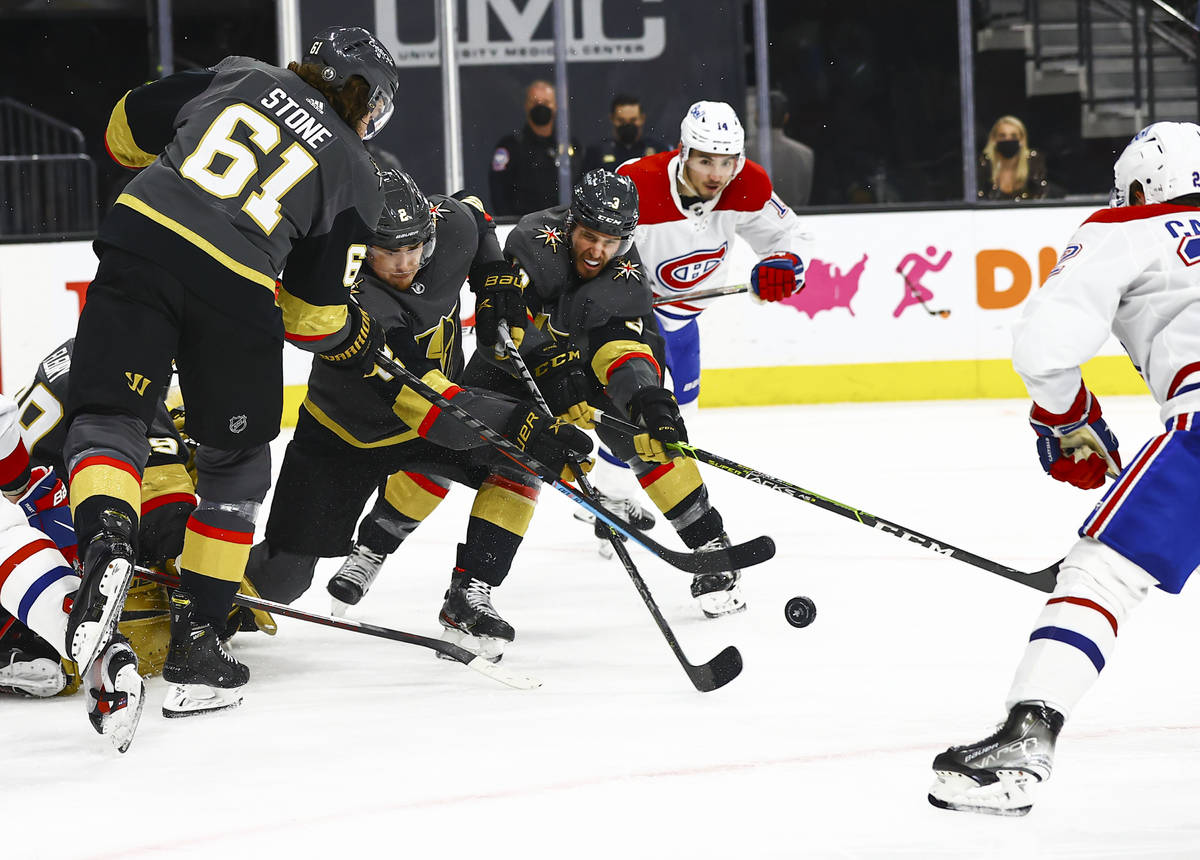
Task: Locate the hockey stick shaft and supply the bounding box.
[651,284,749,306]
[595,412,1060,592]
[498,322,741,692]
[371,349,773,575]
[132,566,541,690]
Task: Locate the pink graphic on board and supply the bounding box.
[894,246,951,318]
[782,254,868,319]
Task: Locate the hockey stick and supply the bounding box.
[896,267,951,318]
[371,349,775,575]
[652,283,749,307]
[595,412,1061,593]
[131,565,541,690]
[497,322,742,692]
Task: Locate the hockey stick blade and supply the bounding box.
[498,322,743,692]
[133,566,541,690]
[372,348,774,575]
[595,411,1060,593]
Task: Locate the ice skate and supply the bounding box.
[690,533,747,618]
[65,509,136,672]
[928,701,1065,816]
[220,577,278,640]
[587,490,656,558]
[162,590,248,718]
[84,634,144,753]
[0,647,66,697]
[438,575,514,663]
[327,543,387,616]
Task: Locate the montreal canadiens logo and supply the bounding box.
[656,242,728,291]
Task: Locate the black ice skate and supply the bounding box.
[690,533,747,618]
[327,543,387,616]
[162,590,249,718]
[84,633,144,754]
[438,574,514,663]
[928,701,1065,816]
[66,508,136,673]
[0,647,66,698]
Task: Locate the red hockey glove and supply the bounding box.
[750,253,804,302]
[1030,386,1121,490]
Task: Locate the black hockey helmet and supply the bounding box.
[567,169,639,255]
[303,26,399,139]
[372,169,436,267]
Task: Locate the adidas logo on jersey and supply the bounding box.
[306,98,325,114]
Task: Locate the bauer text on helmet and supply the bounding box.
[304,26,399,140]
[1111,121,1200,207]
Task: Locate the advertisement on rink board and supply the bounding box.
[0,203,1147,416]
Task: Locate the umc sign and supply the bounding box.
[373,0,667,66]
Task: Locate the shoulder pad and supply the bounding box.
[714,159,773,211]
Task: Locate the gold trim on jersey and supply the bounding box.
[302,398,417,449]
[277,286,350,340]
[106,93,157,168]
[470,481,537,535]
[591,339,653,385]
[392,369,458,429]
[640,457,704,512]
[115,193,277,290]
[383,471,447,520]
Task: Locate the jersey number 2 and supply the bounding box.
[180,104,317,234]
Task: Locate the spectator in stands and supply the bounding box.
[582,93,667,173]
[978,115,1048,201]
[750,90,815,208]
[488,80,579,215]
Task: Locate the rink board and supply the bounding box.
[0,203,1145,416]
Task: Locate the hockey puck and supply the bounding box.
[784,596,817,628]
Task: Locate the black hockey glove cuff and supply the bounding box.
[470,259,528,349]
[504,406,594,481]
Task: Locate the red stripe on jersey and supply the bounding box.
[607,351,661,382]
[0,438,30,487]
[713,160,773,212]
[619,151,685,226]
[1048,596,1118,636]
[663,301,705,312]
[1084,431,1169,537]
[1167,362,1200,399]
[186,518,253,545]
[484,474,540,501]
[1084,203,1200,225]
[141,492,198,515]
[407,472,450,499]
[637,461,675,488]
[418,385,464,437]
[69,455,141,485]
[0,539,58,591]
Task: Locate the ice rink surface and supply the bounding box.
[4,395,1200,858]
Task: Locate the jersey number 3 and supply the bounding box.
[180,104,317,234]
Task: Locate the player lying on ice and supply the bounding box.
[244,168,593,663]
[929,121,1200,816]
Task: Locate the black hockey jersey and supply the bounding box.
[499,207,663,413]
[302,194,522,449]
[100,56,382,349]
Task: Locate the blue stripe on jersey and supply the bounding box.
[1030,626,1105,672]
[18,566,75,625]
[654,306,699,321]
[1170,381,1200,400]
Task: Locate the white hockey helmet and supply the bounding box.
[679,100,746,175]
[1111,121,1200,207]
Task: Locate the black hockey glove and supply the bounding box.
[318,298,385,374]
[504,406,594,481]
[628,387,687,464]
[529,340,595,428]
[470,259,528,349]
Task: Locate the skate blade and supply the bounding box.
[162,682,244,718]
[0,659,67,698]
[698,590,748,619]
[437,627,505,663]
[927,770,1034,816]
[70,558,135,670]
[330,598,352,618]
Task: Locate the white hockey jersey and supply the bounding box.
[1014,203,1200,422]
[617,150,805,331]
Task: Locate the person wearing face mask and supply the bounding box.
[582,93,667,174]
[978,115,1049,201]
[489,79,582,216]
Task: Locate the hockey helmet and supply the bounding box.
[303,26,399,139]
[567,169,639,256]
[373,169,436,267]
[1111,121,1200,207]
[679,100,746,176]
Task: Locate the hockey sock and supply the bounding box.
[633,457,722,549]
[358,471,451,555]
[179,502,256,628]
[456,474,539,587]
